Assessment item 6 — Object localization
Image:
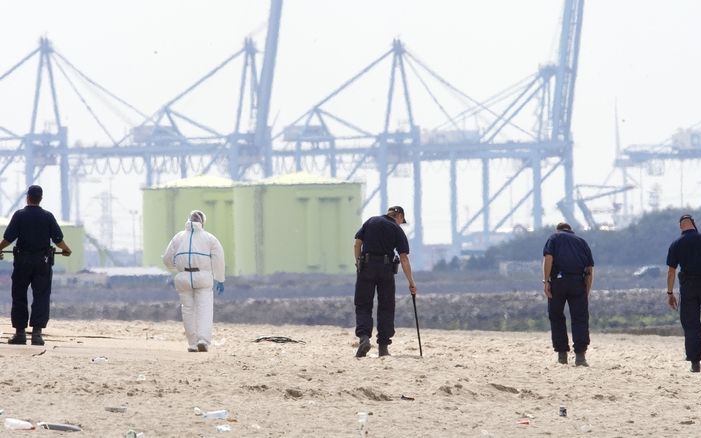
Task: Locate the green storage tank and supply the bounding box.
[142,172,362,276]
[142,175,236,276]
[233,173,362,275]
[0,217,86,273]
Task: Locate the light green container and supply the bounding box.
[233,173,362,275]
[142,175,236,276]
[0,217,85,273]
[142,173,363,276]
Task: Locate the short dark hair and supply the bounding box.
[27,185,42,204]
[680,214,694,224]
[556,222,572,231]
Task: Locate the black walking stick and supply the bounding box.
[412,293,423,357]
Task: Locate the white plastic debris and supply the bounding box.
[4,418,34,430]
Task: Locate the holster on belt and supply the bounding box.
[392,255,400,275]
[356,256,365,273]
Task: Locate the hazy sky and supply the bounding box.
[1,1,700,250]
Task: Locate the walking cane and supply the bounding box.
[412,293,423,357]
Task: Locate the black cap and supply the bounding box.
[27,185,42,199]
[388,206,407,224]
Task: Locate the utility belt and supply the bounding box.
[551,272,585,280]
[679,272,701,281]
[357,253,400,274]
[184,267,200,272]
[13,247,55,266]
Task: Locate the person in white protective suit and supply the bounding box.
[163,210,225,352]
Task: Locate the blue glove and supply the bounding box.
[215,281,225,295]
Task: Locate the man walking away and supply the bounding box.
[353,206,417,358]
[666,214,701,372]
[542,222,594,366]
[0,185,72,346]
[163,210,225,352]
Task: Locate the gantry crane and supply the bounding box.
[0,0,583,268]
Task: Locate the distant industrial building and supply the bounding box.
[142,173,363,276]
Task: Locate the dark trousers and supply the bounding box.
[548,276,589,353]
[679,275,701,362]
[11,254,53,329]
[354,261,395,345]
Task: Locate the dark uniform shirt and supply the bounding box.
[4,205,63,252]
[355,215,410,257]
[543,229,594,276]
[667,229,701,274]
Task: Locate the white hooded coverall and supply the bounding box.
[163,220,225,349]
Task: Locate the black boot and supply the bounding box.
[355,336,371,358]
[378,344,391,357]
[691,361,700,373]
[557,351,568,364]
[8,328,27,345]
[31,328,44,346]
[575,352,588,367]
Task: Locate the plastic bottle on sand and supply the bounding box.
[357,412,369,436]
[4,418,34,430]
[202,410,229,420]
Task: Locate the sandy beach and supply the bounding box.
[0,319,699,437]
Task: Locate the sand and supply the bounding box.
[0,319,699,437]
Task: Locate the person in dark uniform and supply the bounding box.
[0,185,72,346]
[353,206,417,358]
[542,222,594,366]
[666,214,701,372]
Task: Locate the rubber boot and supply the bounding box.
[31,327,44,346]
[8,328,27,345]
[557,351,568,364]
[355,336,371,358]
[575,352,588,367]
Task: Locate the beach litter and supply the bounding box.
[357,412,369,436]
[400,395,415,401]
[125,430,145,438]
[4,418,34,430]
[136,374,146,382]
[516,412,535,419]
[254,336,305,344]
[37,422,82,432]
[517,419,530,425]
[194,407,229,420]
[105,406,128,413]
[215,424,232,432]
[91,356,108,364]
